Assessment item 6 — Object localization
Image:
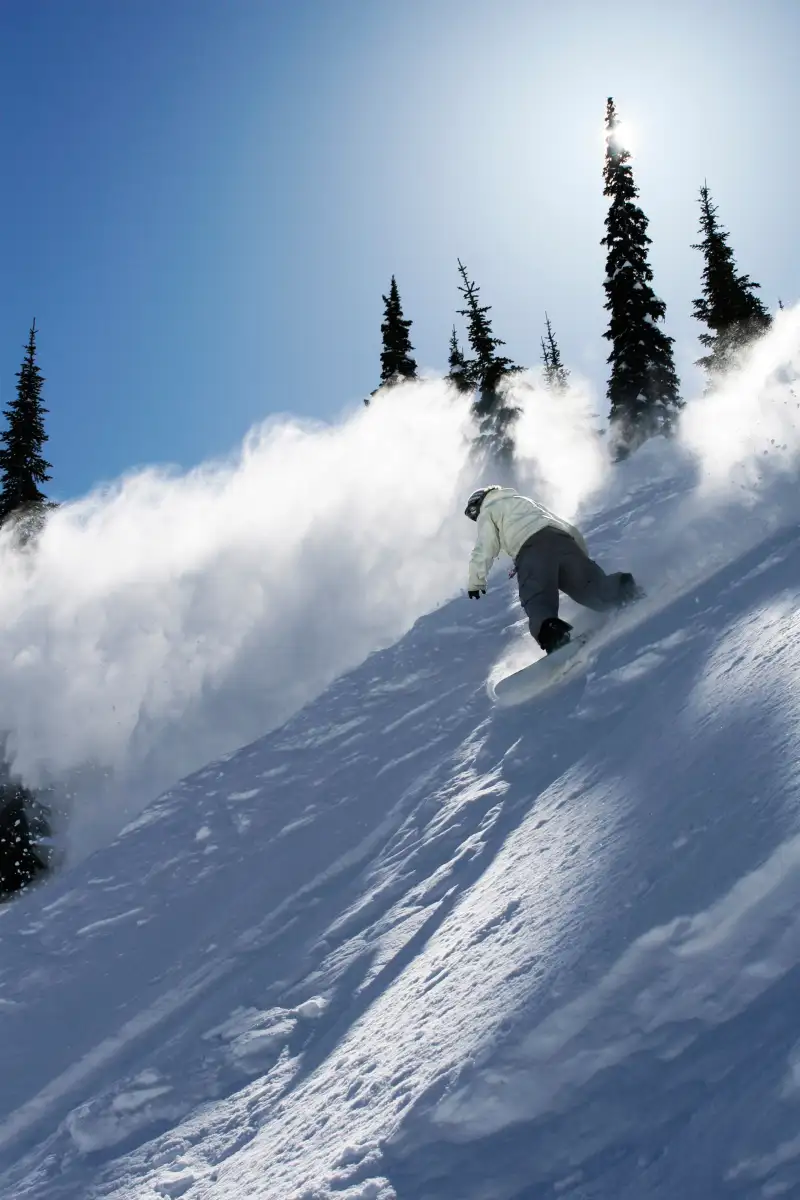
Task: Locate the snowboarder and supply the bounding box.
[465,486,640,654]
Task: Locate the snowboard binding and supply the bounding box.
[537,617,573,655]
[618,573,646,605]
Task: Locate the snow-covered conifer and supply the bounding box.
[602,99,682,455]
[447,327,475,394]
[456,260,520,463]
[692,184,771,380]
[378,276,417,388]
[541,313,570,394]
[0,321,53,531]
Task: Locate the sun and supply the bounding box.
[606,119,637,156]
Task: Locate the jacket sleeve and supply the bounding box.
[468,511,501,590]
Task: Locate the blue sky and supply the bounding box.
[2,0,799,498]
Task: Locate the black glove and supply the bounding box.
[468,588,486,599]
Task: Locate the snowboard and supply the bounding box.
[491,614,609,707]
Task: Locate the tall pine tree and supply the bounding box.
[379,276,417,387]
[0,321,53,530]
[602,99,682,455]
[692,184,771,379]
[0,777,50,901]
[456,260,520,463]
[446,327,475,393]
[541,313,570,393]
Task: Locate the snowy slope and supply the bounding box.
[4,437,800,1200]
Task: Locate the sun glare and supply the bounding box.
[606,119,637,156]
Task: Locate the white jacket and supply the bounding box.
[467,487,588,591]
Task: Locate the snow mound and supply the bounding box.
[4,316,800,1197]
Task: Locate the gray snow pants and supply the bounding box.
[515,526,628,640]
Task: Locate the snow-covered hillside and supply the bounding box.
[4,315,800,1199]
[5,438,800,1199]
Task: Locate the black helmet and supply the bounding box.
[464,486,498,522]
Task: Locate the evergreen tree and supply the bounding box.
[602,99,682,454]
[379,276,417,387]
[456,260,520,462]
[0,780,49,901]
[446,327,475,393]
[541,313,570,393]
[692,184,771,378]
[0,321,53,530]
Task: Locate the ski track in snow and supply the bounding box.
[4,459,800,1198]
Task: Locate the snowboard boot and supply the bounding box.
[537,616,573,655]
[618,572,645,606]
